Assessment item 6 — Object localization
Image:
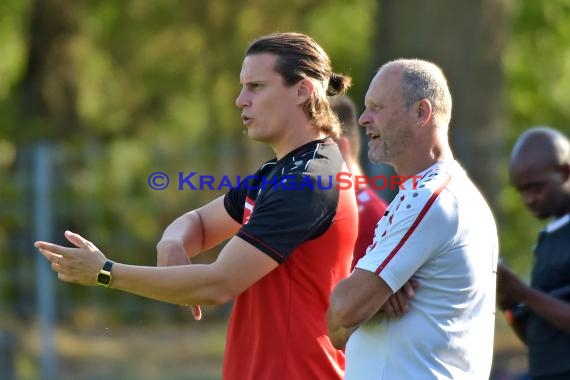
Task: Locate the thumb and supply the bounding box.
[65,230,95,250]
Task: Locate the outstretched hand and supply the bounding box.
[34,230,107,286]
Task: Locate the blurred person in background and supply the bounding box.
[330,94,388,270]
[327,59,499,379]
[331,94,418,321]
[35,32,358,380]
[498,127,570,380]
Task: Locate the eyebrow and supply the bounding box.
[240,75,266,84]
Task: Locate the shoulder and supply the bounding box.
[400,165,452,204]
[257,159,277,175]
[356,187,387,212]
[389,164,461,227]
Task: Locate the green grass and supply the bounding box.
[10,312,527,379]
[14,318,227,380]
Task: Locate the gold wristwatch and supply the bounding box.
[97,260,114,287]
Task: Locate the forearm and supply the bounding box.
[327,271,392,348]
[110,262,233,306]
[159,211,205,260]
[158,198,241,265]
[520,287,570,334]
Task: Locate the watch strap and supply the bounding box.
[102,260,113,272]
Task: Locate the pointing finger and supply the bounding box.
[36,247,62,266]
[34,241,69,256]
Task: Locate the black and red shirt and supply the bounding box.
[223,137,358,380]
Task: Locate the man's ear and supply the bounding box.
[296,78,314,105]
[415,99,433,127]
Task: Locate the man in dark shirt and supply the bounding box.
[498,127,570,380]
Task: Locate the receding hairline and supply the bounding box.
[378,59,446,78]
[376,58,452,127]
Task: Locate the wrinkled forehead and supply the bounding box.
[239,53,280,82]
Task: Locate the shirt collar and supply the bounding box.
[545,213,570,233]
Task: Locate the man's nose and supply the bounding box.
[235,90,249,108]
[521,191,537,207]
[358,111,370,127]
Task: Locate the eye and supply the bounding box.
[247,83,263,90]
[524,183,545,193]
[366,103,382,112]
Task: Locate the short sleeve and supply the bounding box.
[357,187,457,292]
[224,180,249,224]
[237,173,338,263]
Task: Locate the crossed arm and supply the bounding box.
[327,268,418,349]
[34,196,279,306]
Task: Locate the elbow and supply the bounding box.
[203,290,234,306]
[190,278,238,306]
[329,331,346,350]
[329,307,360,331]
[178,291,232,307]
[327,293,359,334]
[156,239,186,260]
[327,299,357,350]
[329,292,364,329]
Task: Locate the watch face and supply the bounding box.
[97,273,111,286]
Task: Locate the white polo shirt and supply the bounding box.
[346,161,498,380]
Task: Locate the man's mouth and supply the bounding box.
[367,131,380,140]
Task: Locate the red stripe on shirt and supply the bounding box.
[238,230,285,259]
[374,174,451,275]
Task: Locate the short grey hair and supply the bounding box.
[381,59,452,128]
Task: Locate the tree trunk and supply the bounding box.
[15,0,80,318]
[19,0,80,140]
[369,0,509,209]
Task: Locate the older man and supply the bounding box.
[328,59,498,379]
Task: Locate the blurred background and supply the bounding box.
[0,0,568,379]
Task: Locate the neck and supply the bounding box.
[393,140,454,177]
[273,125,327,160]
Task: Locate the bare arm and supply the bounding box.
[35,230,278,306]
[157,196,241,266]
[516,286,570,334]
[498,263,570,338]
[327,268,393,349]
